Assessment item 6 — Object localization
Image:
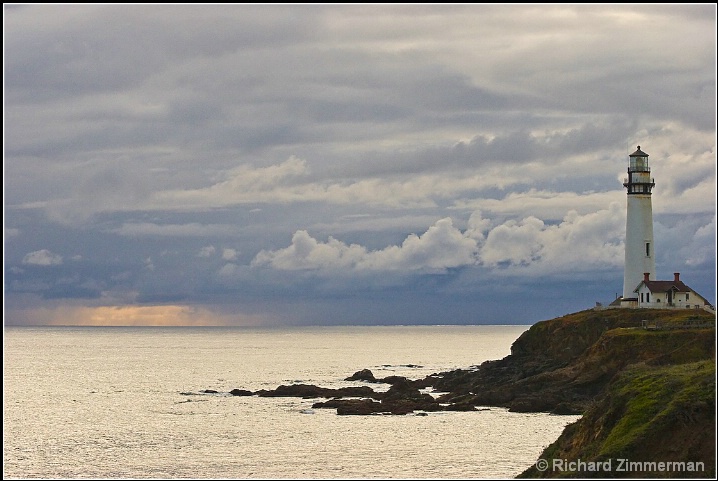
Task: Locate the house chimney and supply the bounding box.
[644,272,650,282]
[674,272,680,282]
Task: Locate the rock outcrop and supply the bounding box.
[428,309,715,415]
[199,308,715,477]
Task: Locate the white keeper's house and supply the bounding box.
[633,272,712,310]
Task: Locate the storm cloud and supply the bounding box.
[4,4,715,326]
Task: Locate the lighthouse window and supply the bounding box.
[631,157,647,171]
[645,242,650,257]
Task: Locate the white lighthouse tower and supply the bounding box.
[621,146,656,307]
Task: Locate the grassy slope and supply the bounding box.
[515,310,716,478]
[433,309,715,415]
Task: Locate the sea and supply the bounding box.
[3,325,580,479]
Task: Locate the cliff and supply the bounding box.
[429,308,715,478]
[431,309,715,416]
[519,359,714,478]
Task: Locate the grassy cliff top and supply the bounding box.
[509,308,716,478]
[510,308,715,361]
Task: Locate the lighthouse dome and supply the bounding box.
[630,146,648,157]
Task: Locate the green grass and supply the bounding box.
[516,309,715,478]
[598,360,715,459]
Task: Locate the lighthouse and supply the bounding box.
[621,146,656,307]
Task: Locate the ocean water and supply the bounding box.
[3,325,579,479]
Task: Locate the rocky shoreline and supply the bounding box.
[199,368,479,415]
[200,309,714,417]
[196,308,715,477]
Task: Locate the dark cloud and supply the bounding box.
[4,5,318,100]
[4,5,715,325]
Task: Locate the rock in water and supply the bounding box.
[344,369,377,382]
[229,389,253,396]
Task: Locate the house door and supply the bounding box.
[668,291,672,305]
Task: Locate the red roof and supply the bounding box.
[636,280,691,293]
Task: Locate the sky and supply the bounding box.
[3,4,716,327]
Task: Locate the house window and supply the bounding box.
[640,293,644,303]
[645,242,650,257]
[686,293,690,301]
[646,293,650,302]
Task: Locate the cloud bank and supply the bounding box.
[252,205,627,276]
[4,5,715,325]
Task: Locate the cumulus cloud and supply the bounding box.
[655,214,717,269]
[480,217,546,267]
[356,218,478,272]
[253,230,368,271]
[22,249,63,266]
[684,216,718,266]
[222,248,238,261]
[218,263,240,277]
[479,204,625,274]
[252,206,626,276]
[198,245,216,257]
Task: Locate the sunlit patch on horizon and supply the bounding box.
[9,305,269,327]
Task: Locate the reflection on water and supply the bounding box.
[4,326,578,478]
